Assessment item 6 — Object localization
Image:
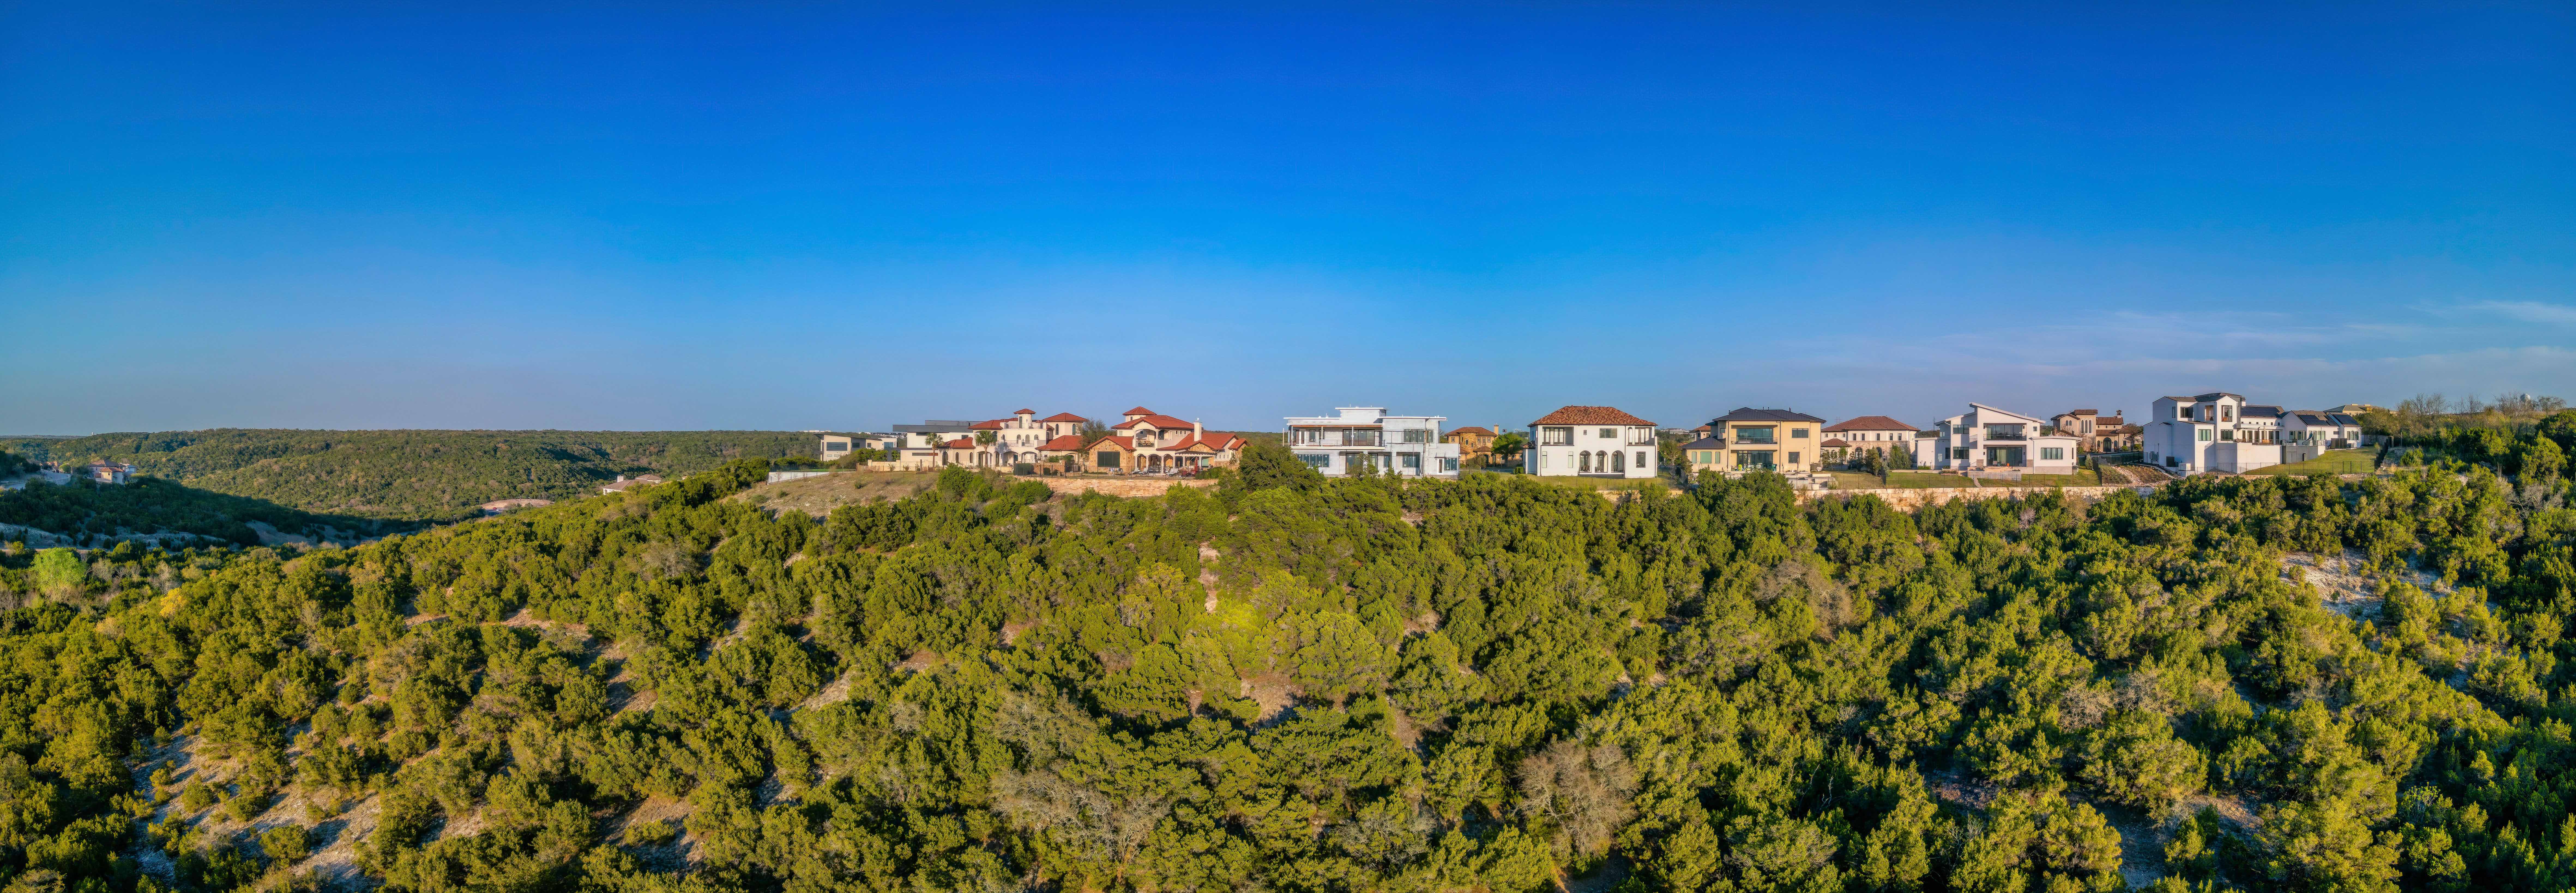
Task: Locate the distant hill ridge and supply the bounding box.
[0,428,817,521]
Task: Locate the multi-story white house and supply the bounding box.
[1926,404,2082,475]
[1285,407,1461,477]
[1525,406,1659,478]
[2145,392,2368,474]
[818,432,897,462]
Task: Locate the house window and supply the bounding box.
[1299,454,1328,468]
[2041,447,2064,460]
[2197,429,2211,442]
[1791,428,1809,439]
[2221,405,2233,422]
[1542,427,1573,446]
[1402,428,1430,444]
[1736,427,1777,444]
[2220,430,2235,442]
[1611,451,1625,473]
[1440,457,1457,472]
[1787,452,1800,464]
[1402,453,1421,471]
[824,441,848,452]
[1097,452,1121,468]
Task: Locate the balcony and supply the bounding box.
[1981,432,2027,441]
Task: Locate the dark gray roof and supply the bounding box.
[2243,405,2283,418]
[2192,392,2246,401]
[1682,437,1727,450]
[892,420,978,433]
[2328,413,2360,425]
[1710,407,1827,424]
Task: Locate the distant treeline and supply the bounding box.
[0,477,411,546]
[0,429,818,521]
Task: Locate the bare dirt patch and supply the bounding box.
[2281,549,2443,620]
[730,470,938,517]
[1239,676,1299,725]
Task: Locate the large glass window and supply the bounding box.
[1402,453,1421,470]
[1736,426,1777,444]
[1298,454,1329,468]
[1611,451,1625,472]
[2041,447,2064,460]
[1097,452,1121,468]
[1791,428,1809,439]
[1542,427,1573,446]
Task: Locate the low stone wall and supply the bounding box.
[1024,476,1219,499]
[1798,483,2159,509]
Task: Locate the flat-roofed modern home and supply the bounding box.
[1701,407,1828,472]
[1526,406,1659,478]
[1925,403,2083,476]
[2144,392,2367,474]
[1286,406,1461,477]
[817,432,896,461]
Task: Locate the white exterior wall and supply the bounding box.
[2143,393,2286,474]
[1526,422,1658,478]
[1287,407,1462,478]
[1926,403,2083,473]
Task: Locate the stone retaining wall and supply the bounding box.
[1796,483,2158,509]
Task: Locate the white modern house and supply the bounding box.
[2144,393,2367,474]
[1285,407,1460,477]
[1925,404,2082,476]
[1525,406,1659,479]
[817,432,897,462]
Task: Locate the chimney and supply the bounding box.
[1193,419,1203,440]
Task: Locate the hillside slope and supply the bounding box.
[0,437,2570,893]
[0,429,818,521]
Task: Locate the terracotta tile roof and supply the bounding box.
[1014,408,1035,415]
[1824,415,1916,432]
[2062,408,2098,416]
[1167,433,1244,452]
[1088,436,1135,450]
[1123,406,1155,416]
[1038,434,1090,450]
[942,438,977,449]
[1821,438,1851,447]
[970,419,1006,429]
[1039,412,1088,423]
[1446,426,1495,437]
[1113,414,1196,430]
[1530,405,1655,426]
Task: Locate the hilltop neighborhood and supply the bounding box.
[799,390,2396,490]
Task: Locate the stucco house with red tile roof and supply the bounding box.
[1526,405,1659,478]
[1822,415,1922,463]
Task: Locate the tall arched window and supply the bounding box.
[1611,451,1625,473]
[1579,451,1592,473]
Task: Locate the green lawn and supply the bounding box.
[1830,472,1973,489]
[2247,449,2378,476]
[2012,470,2104,487]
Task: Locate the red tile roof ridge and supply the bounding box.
[1530,405,1655,426]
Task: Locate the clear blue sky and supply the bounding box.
[5,2,2570,434]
